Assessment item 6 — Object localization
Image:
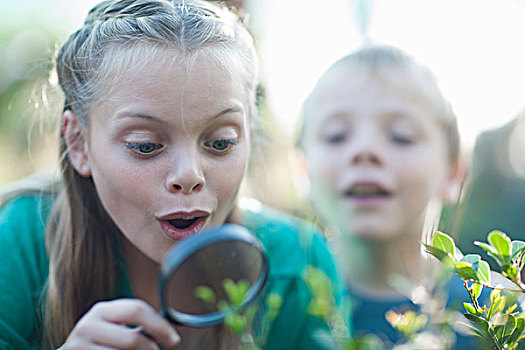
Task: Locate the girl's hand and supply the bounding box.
[59,299,180,350]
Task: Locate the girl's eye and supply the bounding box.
[126,142,163,155]
[205,139,238,152]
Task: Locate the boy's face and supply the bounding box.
[74,52,251,264]
[302,70,453,243]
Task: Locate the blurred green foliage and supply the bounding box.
[440,115,525,274]
[0,2,71,185]
[426,230,525,350]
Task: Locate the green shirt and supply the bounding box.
[0,194,343,349]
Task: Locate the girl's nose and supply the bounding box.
[165,153,205,194]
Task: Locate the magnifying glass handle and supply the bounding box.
[139,328,154,340]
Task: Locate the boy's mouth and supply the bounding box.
[344,183,392,198]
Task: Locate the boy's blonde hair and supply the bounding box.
[299,44,459,164]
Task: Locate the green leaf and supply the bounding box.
[475,240,500,262]
[461,254,481,265]
[422,242,454,266]
[488,230,512,264]
[237,280,250,299]
[455,261,479,281]
[464,302,478,315]
[458,321,487,339]
[494,314,517,344]
[505,317,525,346]
[303,266,334,299]
[225,312,247,334]
[491,288,502,302]
[222,279,250,307]
[432,231,456,260]
[223,279,236,302]
[345,334,385,350]
[511,241,525,260]
[194,285,216,306]
[490,297,506,320]
[477,260,491,285]
[504,264,519,281]
[471,282,483,301]
[456,255,490,286]
[265,293,282,320]
[307,296,331,318]
[507,303,518,314]
[488,326,504,349]
[385,310,427,338]
[465,313,490,333]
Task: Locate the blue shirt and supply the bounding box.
[346,274,489,349]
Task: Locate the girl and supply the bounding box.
[298,45,477,348]
[0,1,340,349]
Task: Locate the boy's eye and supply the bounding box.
[323,132,346,144]
[126,142,163,154]
[205,139,238,152]
[391,132,415,145]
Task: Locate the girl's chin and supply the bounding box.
[138,244,172,265]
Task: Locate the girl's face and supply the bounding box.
[77,52,251,263]
[302,69,455,243]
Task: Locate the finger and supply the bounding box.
[91,322,160,350]
[67,315,159,350]
[92,299,180,348]
[84,345,119,350]
[59,339,124,350]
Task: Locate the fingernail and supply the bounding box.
[170,331,181,344]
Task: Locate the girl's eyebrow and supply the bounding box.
[210,101,246,119]
[115,106,244,123]
[115,112,166,125]
[213,106,243,119]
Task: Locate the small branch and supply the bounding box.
[462,279,525,293]
[464,281,480,310]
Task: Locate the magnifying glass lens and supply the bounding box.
[163,240,263,316]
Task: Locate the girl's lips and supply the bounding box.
[159,215,208,241]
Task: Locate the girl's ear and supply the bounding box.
[62,110,91,177]
[443,160,466,204]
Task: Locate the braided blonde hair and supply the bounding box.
[45,1,258,347]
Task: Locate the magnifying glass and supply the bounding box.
[157,223,268,327]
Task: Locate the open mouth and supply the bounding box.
[160,214,208,241]
[345,183,391,198]
[168,218,200,230]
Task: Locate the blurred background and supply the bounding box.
[2,0,525,256]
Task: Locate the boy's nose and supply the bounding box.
[347,129,384,166]
[351,150,382,166]
[165,154,205,194]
